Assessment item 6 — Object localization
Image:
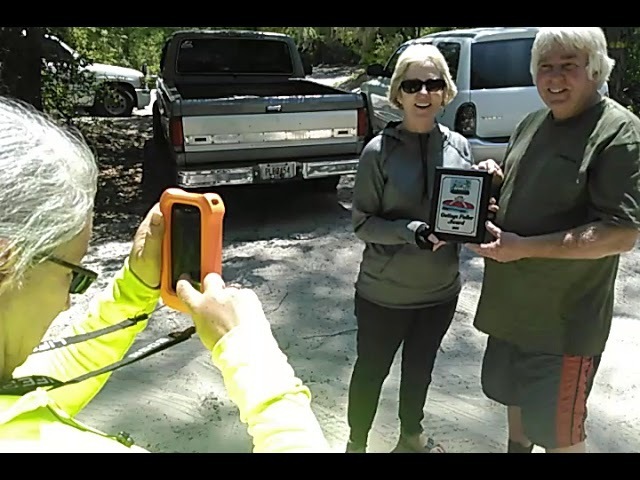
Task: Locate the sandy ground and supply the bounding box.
[42,67,640,454]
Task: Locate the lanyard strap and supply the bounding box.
[0,306,197,396]
[31,312,152,354]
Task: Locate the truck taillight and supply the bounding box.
[357,107,369,138]
[455,103,477,138]
[169,117,184,150]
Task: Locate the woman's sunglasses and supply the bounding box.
[47,256,98,294]
[400,78,446,94]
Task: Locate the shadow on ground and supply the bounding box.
[76,116,356,247]
[71,109,640,454]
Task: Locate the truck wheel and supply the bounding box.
[152,102,163,140]
[93,84,135,117]
[142,139,175,208]
[309,176,340,194]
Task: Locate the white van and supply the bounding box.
[360,27,608,163]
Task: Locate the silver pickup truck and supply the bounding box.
[142,29,372,202]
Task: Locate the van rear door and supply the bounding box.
[432,39,466,128]
[468,36,545,142]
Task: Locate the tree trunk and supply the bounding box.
[0,27,43,110]
[602,27,633,102]
[0,28,22,97]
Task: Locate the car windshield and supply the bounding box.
[470,38,535,90]
[41,36,78,64]
[176,38,294,75]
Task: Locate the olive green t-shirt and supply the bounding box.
[473,97,640,356]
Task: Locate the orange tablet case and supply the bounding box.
[159,188,225,312]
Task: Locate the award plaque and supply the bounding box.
[428,167,493,244]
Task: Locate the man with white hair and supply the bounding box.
[468,27,640,453]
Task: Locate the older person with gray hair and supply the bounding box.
[468,27,640,453]
[0,95,330,452]
[345,43,501,453]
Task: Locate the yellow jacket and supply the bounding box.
[0,261,331,452]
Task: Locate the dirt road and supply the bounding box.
[44,69,640,453]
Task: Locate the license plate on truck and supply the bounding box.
[259,162,296,180]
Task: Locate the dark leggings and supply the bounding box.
[346,294,458,448]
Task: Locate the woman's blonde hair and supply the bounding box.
[530,27,615,89]
[388,43,458,109]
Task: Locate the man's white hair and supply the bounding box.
[389,43,458,109]
[530,27,616,89]
[0,96,98,291]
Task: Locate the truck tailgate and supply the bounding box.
[178,95,364,164]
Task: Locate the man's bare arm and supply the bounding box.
[521,221,639,260]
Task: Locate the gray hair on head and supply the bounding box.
[0,96,98,291]
[530,27,616,89]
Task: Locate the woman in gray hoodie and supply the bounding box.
[346,43,496,453]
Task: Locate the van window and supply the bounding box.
[470,38,535,90]
[435,42,461,82]
[384,45,408,75]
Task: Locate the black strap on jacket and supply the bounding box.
[0,306,197,396]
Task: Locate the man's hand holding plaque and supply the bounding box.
[472,159,504,187]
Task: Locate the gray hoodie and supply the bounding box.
[352,121,474,308]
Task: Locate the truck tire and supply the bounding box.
[152,101,163,140]
[309,176,340,194]
[93,83,136,117]
[141,138,176,208]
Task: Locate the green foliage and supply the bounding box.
[41,57,98,122]
[56,27,446,71]
[39,27,99,122]
[278,27,320,52]
[7,26,640,117]
[625,32,640,82]
[64,27,164,72]
[365,32,406,66]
